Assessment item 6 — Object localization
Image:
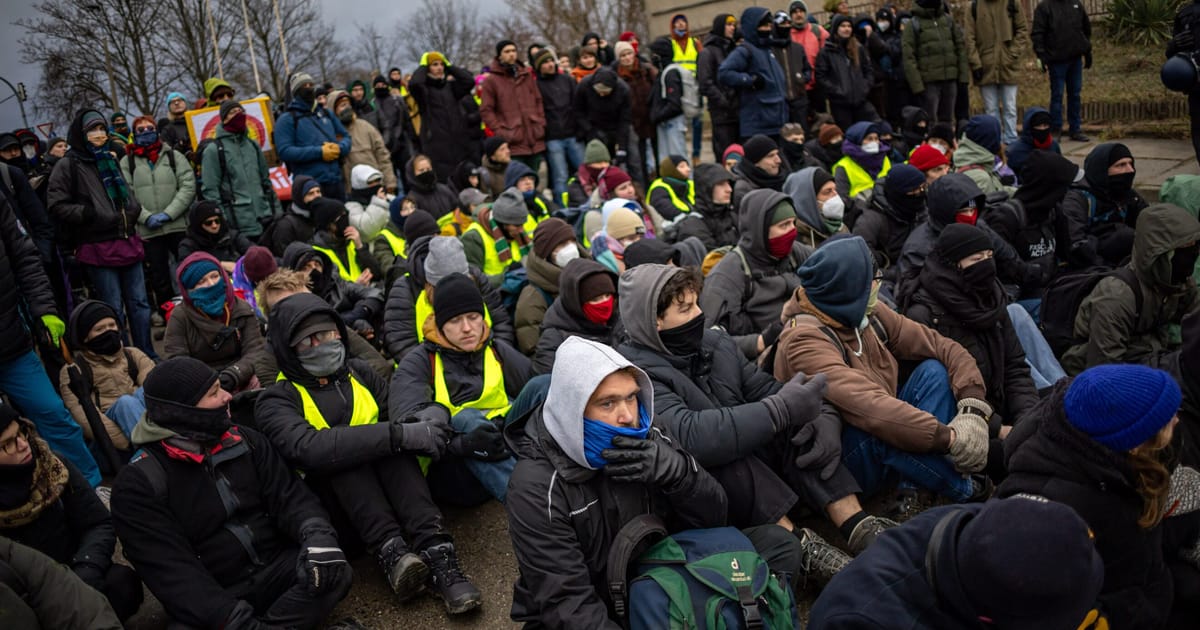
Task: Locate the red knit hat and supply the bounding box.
[908,144,950,173]
[600,167,633,200]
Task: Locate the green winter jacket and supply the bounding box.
[120,149,196,238]
[1063,204,1200,374]
[963,0,1029,85]
[902,6,970,93]
[200,126,277,238]
[953,137,1013,196]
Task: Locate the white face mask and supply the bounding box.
[22,145,35,159]
[930,142,948,155]
[861,141,880,155]
[553,244,580,267]
[878,20,890,32]
[820,195,845,221]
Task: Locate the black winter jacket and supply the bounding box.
[282,242,384,327]
[773,41,813,102]
[390,332,531,419]
[532,259,621,375]
[537,72,578,141]
[698,31,740,125]
[403,156,461,220]
[47,109,143,246]
[650,65,685,125]
[673,162,739,249]
[574,69,633,145]
[1032,0,1092,63]
[0,192,57,364]
[1058,182,1148,270]
[816,38,874,107]
[0,164,54,262]
[852,180,923,287]
[407,64,476,181]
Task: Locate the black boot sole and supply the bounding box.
[443,590,483,615]
[388,554,430,602]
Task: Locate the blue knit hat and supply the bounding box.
[796,235,874,329]
[180,259,220,291]
[1064,365,1181,452]
[167,91,187,105]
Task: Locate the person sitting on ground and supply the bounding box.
[953,115,1013,196]
[282,243,384,344]
[1062,203,1200,374]
[804,123,843,171]
[263,175,321,257]
[0,403,144,621]
[230,245,278,321]
[178,201,253,273]
[646,155,695,223]
[403,155,461,221]
[371,197,425,287]
[785,166,848,248]
[391,274,533,503]
[112,357,353,629]
[532,259,621,374]
[255,293,482,614]
[60,300,156,449]
[1000,151,1082,299]
[619,264,894,563]
[832,121,893,201]
[461,188,533,282]
[1059,142,1150,271]
[164,253,265,394]
[903,224,1040,466]
[775,235,995,506]
[907,142,951,186]
[701,189,813,360]
[672,163,739,250]
[381,236,513,361]
[515,218,590,355]
[780,122,821,173]
[505,336,800,627]
[808,495,1107,630]
[998,364,1183,630]
[504,160,556,226]
[590,200,648,275]
[0,534,125,627]
[479,137,511,200]
[854,164,927,292]
[344,164,392,245]
[564,139,611,209]
[732,135,788,209]
[586,166,662,239]
[925,122,957,159]
[306,197,383,287]
[1004,106,1060,177]
[723,142,745,172]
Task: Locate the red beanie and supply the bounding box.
[600,167,633,200]
[908,144,950,173]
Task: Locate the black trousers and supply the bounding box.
[922,81,958,125]
[324,454,451,553]
[143,232,185,315]
[711,121,739,163]
[761,431,861,516]
[830,101,880,131]
[707,456,798,529]
[787,97,809,128]
[101,563,144,621]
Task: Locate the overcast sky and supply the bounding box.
[0,0,479,135]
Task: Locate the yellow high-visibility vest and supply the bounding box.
[378,228,406,258]
[276,373,379,430]
[464,222,524,276]
[645,179,695,214]
[312,243,362,282]
[671,38,698,74]
[432,346,511,420]
[833,156,892,198]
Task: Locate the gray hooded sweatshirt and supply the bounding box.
[783,167,838,248]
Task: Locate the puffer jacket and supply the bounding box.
[59,337,155,450]
[532,259,621,374]
[1031,0,1092,63]
[902,6,970,93]
[480,59,546,156]
[964,0,1029,85]
[274,99,351,186]
[504,339,726,629]
[1063,204,1200,374]
[47,109,142,246]
[199,125,277,237]
[0,535,122,629]
[815,35,874,107]
[120,148,195,238]
[0,192,57,364]
[673,163,739,249]
[698,21,740,125]
[163,252,265,389]
[700,189,813,359]
[514,244,588,355]
[718,7,789,137]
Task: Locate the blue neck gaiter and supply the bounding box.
[190,280,227,317]
[582,404,652,468]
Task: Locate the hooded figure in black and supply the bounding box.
[673,163,740,249]
[700,188,813,360]
[898,105,930,156]
[403,156,461,220]
[178,200,253,263]
[112,356,351,629]
[854,163,927,289]
[407,56,476,182]
[698,12,741,158]
[262,175,319,257]
[282,242,383,338]
[532,258,621,374]
[307,196,384,285]
[255,293,481,613]
[904,224,1039,435]
[1058,142,1149,271]
[1001,151,1080,293]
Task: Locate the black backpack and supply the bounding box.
[1039,266,1142,356]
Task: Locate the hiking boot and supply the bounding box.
[376,537,428,602]
[1069,131,1091,142]
[888,488,934,522]
[325,618,369,630]
[420,542,482,614]
[795,528,851,585]
[846,515,899,556]
[1167,466,1200,517]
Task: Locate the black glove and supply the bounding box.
[761,319,785,348]
[601,435,692,489]
[972,68,984,83]
[218,368,238,393]
[764,372,828,434]
[390,417,451,459]
[751,74,766,90]
[72,562,106,590]
[351,319,374,337]
[790,412,843,480]
[449,422,510,461]
[1084,52,1093,69]
[1173,29,1195,53]
[295,543,349,595]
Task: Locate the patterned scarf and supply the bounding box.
[0,429,69,528]
[483,207,531,265]
[91,145,130,208]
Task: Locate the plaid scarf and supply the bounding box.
[91,145,130,208]
[483,208,530,265]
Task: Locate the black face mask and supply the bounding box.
[823,142,844,161]
[413,169,437,190]
[782,140,808,164]
[171,405,232,445]
[1031,127,1052,145]
[309,267,330,295]
[887,191,926,222]
[295,86,315,103]
[1108,172,1135,200]
[659,312,706,357]
[337,108,354,125]
[375,87,390,99]
[1171,244,1199,286]
[333,213,350,235]
[916,0,941,9]
[961,258,997,291]
[84,329,122,356]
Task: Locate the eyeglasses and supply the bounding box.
[134,126,155,133]
[203,217,222,227]
[0,431,27,455]
[295,329,339,351]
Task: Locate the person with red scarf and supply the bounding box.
[119,116,196,319]
[1004,106,1061,178]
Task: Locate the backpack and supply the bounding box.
[664,64,702,119]
[1039,266,1142,356]
[608,516,799,630]
[72,349,140,411]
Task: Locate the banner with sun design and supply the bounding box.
[184,97,275,153]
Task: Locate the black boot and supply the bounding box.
[376,536,428,602]
[420,542,482,614]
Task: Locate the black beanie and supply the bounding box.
[433,273,485,330]
[309,197,345,230]
[218,98,241,122]
[928,122,956,146]
[624,238,680,269]
[69,299,119,349]
[743,134,777,164]
[496,39,516,57]
[936,223,993,264]
[403,209,439,242]
[811,168,834,195]
[144,357,218,409]
[0,401,18,435]
[483,136,508,160]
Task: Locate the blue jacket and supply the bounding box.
[275,99,351,186]
[1005,107,1061,179]
[718,7,788,138]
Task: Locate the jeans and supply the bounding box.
[1006,303,1067,390]
[0,350,100,485]
[451,409,516,503]
[1048,59,1083,134]
[105,388,145,439]
[921,81,958,124]
[87,263,156,360]
[840,359,974,501]
[690,115,703,159]
[980,84,1019,145]
[657,115,689,168]
[545,138,584,202]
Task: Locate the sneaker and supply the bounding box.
[846,515,899,555]
[795,528,852,585]
[376,537,428,602]
[420,542,482,614]
[1069,131,1091,142]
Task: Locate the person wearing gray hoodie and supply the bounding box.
[504,336,803,628]
[783,166,849,249]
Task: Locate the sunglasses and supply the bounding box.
[203,217,222,227]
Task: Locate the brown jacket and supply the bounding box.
[773,288,985,453]
[479,60,546,156]
[342,118,398,191]
[58,347,156,450]
[163,297,265,389]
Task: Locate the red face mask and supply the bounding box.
[223,112,247,134]
[767,227,797,259]
[956,208,979,226]
[581,295,614,325]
